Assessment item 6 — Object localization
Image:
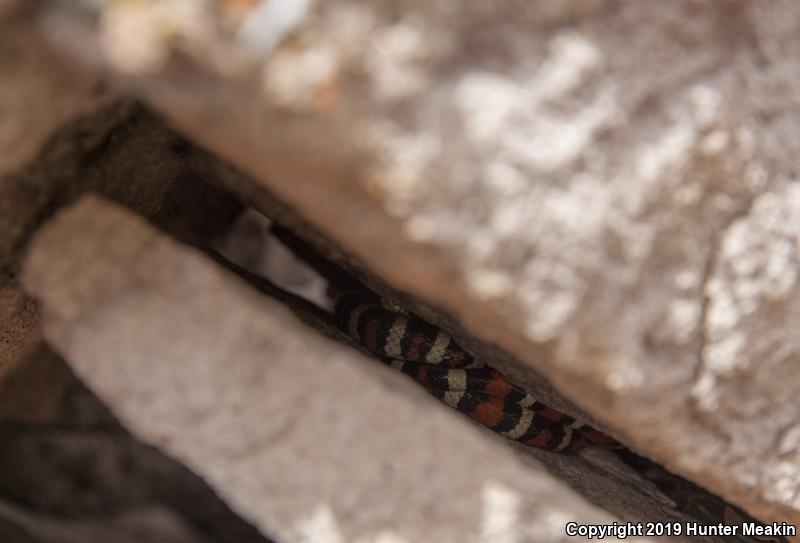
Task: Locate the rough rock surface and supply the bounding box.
[0,1,241,376]
[33,0,800,527]
[21,195,683,543]
[0,345,269,543]
[0,0,113,374]
[0,9,246,532]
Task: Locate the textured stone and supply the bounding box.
[0,347,267,543]
[0,3,240,374]
[0,1,113,374]
[28,0,800,529]
[22,196,678,543]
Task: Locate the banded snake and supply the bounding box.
[333,288,617,452]
[210,227,787,543]
[330,287,786,542]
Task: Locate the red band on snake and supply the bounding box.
[333,290,619,452]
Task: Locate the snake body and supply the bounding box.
[332,288,788,542]
[333,289,617,452]
[212,241,785,541]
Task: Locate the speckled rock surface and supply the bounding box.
[0,1,111,374]
[20,195,687,543]
[0,2,240,375]
[33,0,800,528]
[0,345,268,542]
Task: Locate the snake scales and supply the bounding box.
[333,288,617,452]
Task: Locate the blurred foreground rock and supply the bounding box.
[1,0,798,539]
[0,3,241,376]
[21,195,690,543]
[26,0,800,528]
[0,345,269,542]
[0,0,112,374]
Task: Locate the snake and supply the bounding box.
[210,234,788,542]
[330,287,788,542]
[332,289,618,452]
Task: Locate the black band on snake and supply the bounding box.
[332,288,617,452]
[210,226,788,543]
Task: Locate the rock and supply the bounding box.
[23,195,677,543]
[0,346,267,543]
[2,0,795,533]
[31,0,800,527]
[0,11,248,533]
[0,5,243,377]
[0,3,240,374]
[0,1,113,374]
